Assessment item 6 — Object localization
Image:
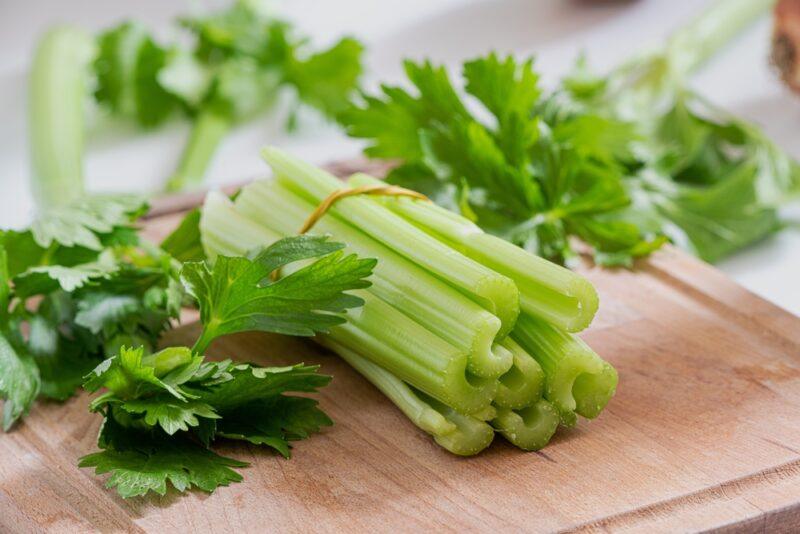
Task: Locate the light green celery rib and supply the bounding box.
[166,110,231,192]
[493,337,545,411]
[324,340,495,456]
[200,191,283,260]
[325,292,496,415]
[492,399,560,451]
[666,0,775,78]
[261,146,520,337]
[348,174,598,333]
[201,192,497,414]
[234,179,511,379]
[512,313,617,427]
[29,27,95,210]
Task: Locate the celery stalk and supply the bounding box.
[29,27,95,210]
[261,146,520,337]
[199,191,282,261]
[493,337,545,410]
[323,293,497,415]
[234,179,512,378]
[325,340,495,456]
[166,110,231,192]
[666,0,776,77]
[348,173,598,332]
[492,399,559,451]
[201,193,498,414]
[512,313,617,426]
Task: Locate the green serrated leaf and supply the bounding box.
[0,230,97,278]
[74,293,141,333]
[217,395,332,458]
[340,55,665,265]
[12,251,119,298]
[160,208,206,262]
[27,313,98,401]
[0,330,41,430]
[95,22,179,127]
[119,396,219,435]
[190,363,331,411]
[181,235,375,351]
[30,194,147,251]
[286,36,363,117]
[79,418,246,498]
[84,346,189,402]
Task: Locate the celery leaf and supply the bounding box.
[79,417,246,498]
[181,235,376,345]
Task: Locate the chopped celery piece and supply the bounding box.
[234,180,511,378]
[29,27,95,210]
[492,399,559,451]
[326,340,495,456]
[493,338,544,411]
[201,193,497,414]
[349,173,598,332]
[261,146,520,337]
[512,313,617,426]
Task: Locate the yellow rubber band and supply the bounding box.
[270,184,429,281]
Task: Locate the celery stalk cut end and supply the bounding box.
[328,340,493,456]
[545,348,617,426]
[467,340,513,379]
[573,361,618,420]
[493,338,545,410]
[492,399,560,451]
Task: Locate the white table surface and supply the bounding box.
[0,0,798,315]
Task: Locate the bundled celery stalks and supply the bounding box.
[200,147,617,454]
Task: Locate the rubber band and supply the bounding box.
[270,184,429,281]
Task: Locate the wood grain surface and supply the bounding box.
[1,176,800,533]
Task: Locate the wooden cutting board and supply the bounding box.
[2,164,800,534]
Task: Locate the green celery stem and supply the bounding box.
[493,337,545,410]
[668,0,776,77]
[199,191,283,262]
[199,192,497,414]
[29,27,95,210]
[492,399,560,451]
[325,340,495,456]
[191,329,216,356]
[512,313,618,426]
[234,179,512,379]
[166,110,230,192]
[261,146,520,338]
[347,173,598,333]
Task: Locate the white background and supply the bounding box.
[0,0,797,315]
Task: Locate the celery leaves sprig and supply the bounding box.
[0,188,375,500]
[341,0,796,266]
[0,197,179,428]
[182,234,377,353]
[76,232,374,498]
[341,56,664,267]
[80,346,331,498]
[91,1,364,191]
[561,28,800,262]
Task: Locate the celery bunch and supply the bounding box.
[199,148,617,454]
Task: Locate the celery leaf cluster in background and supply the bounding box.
[340,0,799,266]
[92,0,363,191]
